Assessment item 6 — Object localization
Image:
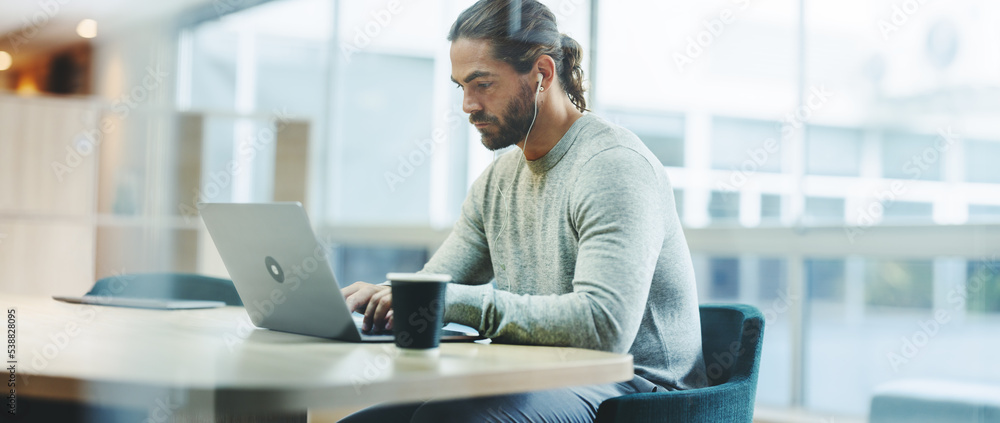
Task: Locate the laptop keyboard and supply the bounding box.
[352,312,392,335]
[350,312,480,338]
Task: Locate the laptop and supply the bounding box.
[52,295,226,310]
[199,202,482,343]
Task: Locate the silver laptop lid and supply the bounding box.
[199,202,362,342]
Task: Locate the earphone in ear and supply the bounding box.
[536,73,543,92]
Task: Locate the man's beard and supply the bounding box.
[470,79,535,151]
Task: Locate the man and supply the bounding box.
[341,0,706,421]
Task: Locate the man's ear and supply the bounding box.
[534,54,558,92]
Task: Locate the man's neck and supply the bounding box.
[517,99,584,161]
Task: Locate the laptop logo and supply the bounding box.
[264,256,285,283]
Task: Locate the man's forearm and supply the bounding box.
[444,282,645,353]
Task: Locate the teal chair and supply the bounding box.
[86,272,243,306]
[595,304,764,422]
[869,379,1000,423]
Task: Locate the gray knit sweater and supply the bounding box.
[421,113,707,390]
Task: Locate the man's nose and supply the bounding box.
[463,93,481,115]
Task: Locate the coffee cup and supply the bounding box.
[387,272,451,357]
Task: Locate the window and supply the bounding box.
[806,125,862,177]
[761,194,782,223]
[969,205,1000,221]
[332,246,429,288]
[965,140,1000,184]
[866,260,934,309]
[758,258,787,301]
[333,53,436,224]
[806,259,845,302]
[709,257,740,300]
[605,111,685,167]
[966,260,1000,314]
[881,132,943,181]
[708,191,740,223]
[881,201,933,223]
[711,117,782,173]
[804,197,844,224]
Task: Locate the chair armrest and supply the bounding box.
[594,381,756,423]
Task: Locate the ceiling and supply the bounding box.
[0,0,215,66]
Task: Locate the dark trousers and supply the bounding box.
[339,375,659,423]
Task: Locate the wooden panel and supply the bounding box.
[0,99,18,191]
[274,120,310,207]
[0,95,101,216]
[175,113,204,220]
[95,111,125,215]
[0,95,102,295]
[172,227,200,273]
[95,226,157,277]
[0,220,94,296]
[94,224,201,278]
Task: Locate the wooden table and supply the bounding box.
[5,293,633,420]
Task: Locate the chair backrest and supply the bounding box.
[86,273,243,306]
[698,304,765,388]
[593,304,764,423]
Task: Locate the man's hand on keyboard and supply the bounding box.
[342,281,393,333]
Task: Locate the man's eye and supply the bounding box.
[478,82,492,89]
[455,83,463,90]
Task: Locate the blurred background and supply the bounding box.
[1,0,999,421]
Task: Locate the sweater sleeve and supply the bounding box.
[443,147,666,353]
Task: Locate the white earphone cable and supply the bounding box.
[493,75,542,292]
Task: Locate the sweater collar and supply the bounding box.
[526,113,595,174]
